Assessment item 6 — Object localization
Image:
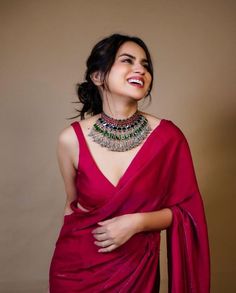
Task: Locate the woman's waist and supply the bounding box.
[57,227,160,268]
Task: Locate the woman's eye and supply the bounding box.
[121,59,150,70]
[122,58,132,64]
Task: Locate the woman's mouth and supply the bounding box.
[127,78,144,88]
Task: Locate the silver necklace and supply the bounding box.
[88,110,152,152]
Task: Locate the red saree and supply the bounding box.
[49,119,210,292]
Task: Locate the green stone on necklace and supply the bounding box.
[88,110,152,152]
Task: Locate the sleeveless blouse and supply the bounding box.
[49,119,210,293]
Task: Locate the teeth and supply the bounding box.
[128,78,144,86]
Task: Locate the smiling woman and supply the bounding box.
[100,41,152,103]
[48,33,210,293]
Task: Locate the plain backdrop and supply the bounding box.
[0,0,235,292]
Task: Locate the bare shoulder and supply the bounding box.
[57,124,80,170]
[57,115,101,168]
[58,124,77,147]
[139,111,162,130]
[58,115,100,145]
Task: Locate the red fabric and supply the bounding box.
[49,119,210,293]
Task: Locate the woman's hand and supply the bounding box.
[92,214,142,253]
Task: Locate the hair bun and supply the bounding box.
[76,81,102,118]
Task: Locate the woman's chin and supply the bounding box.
[129,95,146,102]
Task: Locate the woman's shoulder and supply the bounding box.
[58,114,100,144]
[57,124,77,151]
[141,111,186,141]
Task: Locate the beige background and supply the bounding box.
[1,0,235,292]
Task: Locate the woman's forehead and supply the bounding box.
[116,41,147,59]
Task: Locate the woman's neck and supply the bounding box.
[102,102,138,119]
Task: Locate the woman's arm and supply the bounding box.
[92,209,173,252]
[56,127,78,215]
[134,208,173,233]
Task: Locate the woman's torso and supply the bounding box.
[68,111,162,211]
[71,111,162,187]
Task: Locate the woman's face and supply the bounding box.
[104,41,152,101]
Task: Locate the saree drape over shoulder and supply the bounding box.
[49,119,210,293]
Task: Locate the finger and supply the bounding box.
[98,244,117,253]
[93,233,109,241]
[92,227,107,234]
[94,239,113,247]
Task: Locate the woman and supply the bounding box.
[49,33,210,292]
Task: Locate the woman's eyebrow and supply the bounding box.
[118,53,148,63]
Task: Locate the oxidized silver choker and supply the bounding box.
[88,110,152,152]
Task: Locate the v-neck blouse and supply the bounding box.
[70,119,166,210]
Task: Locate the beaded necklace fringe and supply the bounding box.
[88,110,152,152]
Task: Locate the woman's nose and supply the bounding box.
[133,63,145,74]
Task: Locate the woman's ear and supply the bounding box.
[90,71,103,86]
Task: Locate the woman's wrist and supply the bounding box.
[132,213,145,234]
[133,209,173,233]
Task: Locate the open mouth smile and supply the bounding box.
[127,77,144,88]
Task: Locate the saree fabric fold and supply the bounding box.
[49,119,210,293]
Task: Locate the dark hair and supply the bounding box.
[70,33,154,120]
